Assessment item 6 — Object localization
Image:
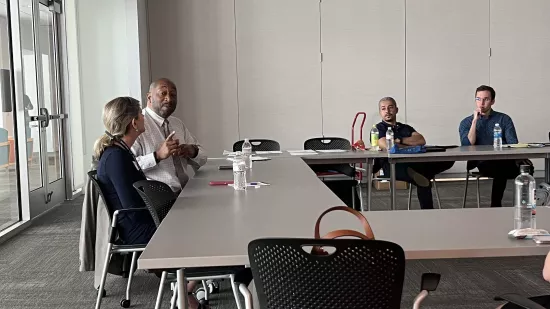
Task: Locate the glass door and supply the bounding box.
[21,0,65,217]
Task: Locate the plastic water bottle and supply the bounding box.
[370,125,379,151]
[386,127,394,153]
[241,138,253,169]
[493,123,502,149]
[232,152,247,191]
[514,165,535,230]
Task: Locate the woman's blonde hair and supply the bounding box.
[93,97,141,160]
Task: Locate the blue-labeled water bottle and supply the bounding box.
[232,152,247,191]
[493,123,502,149]
[386,126,395,154]
[241,138,253,169]
[514,165,535,230]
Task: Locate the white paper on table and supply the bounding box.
[255,151,283,154]
[252,156,271,161]
[226,156,271,162]
[287,149,316,154]
[287,150,318,156]
[316,149,348,153]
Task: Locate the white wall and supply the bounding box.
[236,0,322,149]
[148,0,239,155]
[321,0,405,139]
[65,0,147,189]
[145,0,550,169]
[406,0,490,173]
[490,0,550,171]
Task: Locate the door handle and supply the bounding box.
[29,108,50,128]
[29,108,67,128]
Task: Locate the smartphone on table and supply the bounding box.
[533,235,550,244]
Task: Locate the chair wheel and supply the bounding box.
[195,287,207,301]
[120,299,130,308]
[96,288,106,297]
[208,281,220,294]
[198,298,209,306]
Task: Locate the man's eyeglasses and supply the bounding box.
[475,97,492,103]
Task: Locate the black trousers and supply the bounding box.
[309,164,360,209]
[382,161,455,209]
[321,180,360,210]
[474,160,521,207]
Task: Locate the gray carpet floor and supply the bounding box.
[0,180,549,308]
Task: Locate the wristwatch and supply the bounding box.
[191,145,199,158]
[153,151,160,163]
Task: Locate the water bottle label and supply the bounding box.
[494,131,502,139]
[370,133,379,147]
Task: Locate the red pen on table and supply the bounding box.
[209,180,233,186]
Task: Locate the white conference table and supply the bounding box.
[139,157,550,308]
[212,145,550,210]
[387,145,550,209]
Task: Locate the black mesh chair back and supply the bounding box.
[304,137,352,151]
[232,139,281,152]
[87,170,114,221]
[133,180,177,227]
[248,238,406,309]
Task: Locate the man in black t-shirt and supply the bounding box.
[375,97,454,209]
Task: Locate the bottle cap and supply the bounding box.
[520,165,531,174]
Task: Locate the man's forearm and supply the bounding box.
[401,136,425,146]
[468,121,477,145]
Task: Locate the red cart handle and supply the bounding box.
[351,112,367,143]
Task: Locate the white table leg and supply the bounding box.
[390,162,397,210]
[366,159,373,211]
[176,269,188,309]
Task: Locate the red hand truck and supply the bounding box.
[351,112,367,180]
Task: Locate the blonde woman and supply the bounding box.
[93,97,155,245]
[94,97,202,309]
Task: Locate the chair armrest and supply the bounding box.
[114,207,149,215]
[238,283,253,309]
[110,208,150,242]
[413,273,441,309]
[495,294,547,309]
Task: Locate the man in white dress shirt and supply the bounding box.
[132,78,207,192]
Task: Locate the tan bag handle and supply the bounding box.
[314,206,375,240]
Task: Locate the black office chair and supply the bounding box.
[133,180,253,309]
[89,170,148,309]
[304,137,352,152]
[248,238,441,309]
[233,139,281,152]
[133,180,175,227]
[304,137,362,210]
[495,293,549,309]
